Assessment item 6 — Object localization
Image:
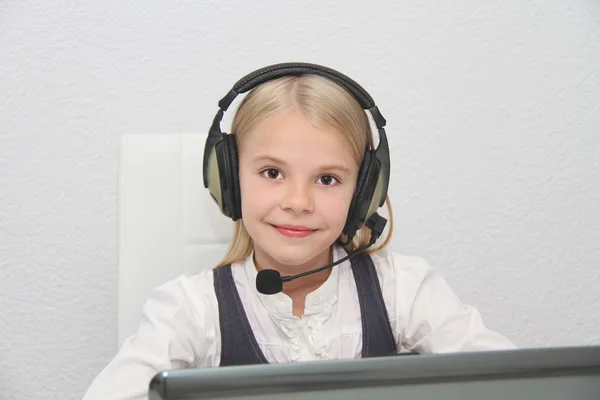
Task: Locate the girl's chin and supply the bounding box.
[255,241,331,268]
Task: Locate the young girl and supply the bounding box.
[83,63,515,400]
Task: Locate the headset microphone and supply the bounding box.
[256,213,387,295]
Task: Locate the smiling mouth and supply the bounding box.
[270,224,317,238]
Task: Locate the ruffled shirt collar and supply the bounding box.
[241,245,348,359]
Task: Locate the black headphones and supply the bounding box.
[202,62,390,243]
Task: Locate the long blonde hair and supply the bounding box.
[217,75,394,267]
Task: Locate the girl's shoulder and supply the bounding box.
[367,247,435,278]
[141,267,220,314]
[137,266,231,339]
[148,258,252,307]
[152,267,214,294]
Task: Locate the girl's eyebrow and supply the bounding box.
[252,155,286,164]
[252,154,352,174]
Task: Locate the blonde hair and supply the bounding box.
[217,75,394,267]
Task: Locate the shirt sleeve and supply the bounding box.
[389,252,517,354]
[83,275,217,400]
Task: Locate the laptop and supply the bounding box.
[149,346,600,400]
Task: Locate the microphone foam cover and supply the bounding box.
[256,269,283,295]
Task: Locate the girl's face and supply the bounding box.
[238,110,359,269]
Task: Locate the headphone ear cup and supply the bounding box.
[343,151,379,239]
[211,139,232,218]
[208,134,240,220]
[222,134,242,220]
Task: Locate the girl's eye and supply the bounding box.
[317,175,339,186]
[261,168,283,180]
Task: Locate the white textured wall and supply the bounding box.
[1,1,599,399]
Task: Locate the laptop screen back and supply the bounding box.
[149,346,600,400]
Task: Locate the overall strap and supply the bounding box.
[213,265,269,366]
[350,252,398,357]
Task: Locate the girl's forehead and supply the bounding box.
[240,112,357,165]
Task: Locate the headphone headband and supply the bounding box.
[215,62,387,130]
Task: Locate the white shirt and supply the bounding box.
[83,246,516,400]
